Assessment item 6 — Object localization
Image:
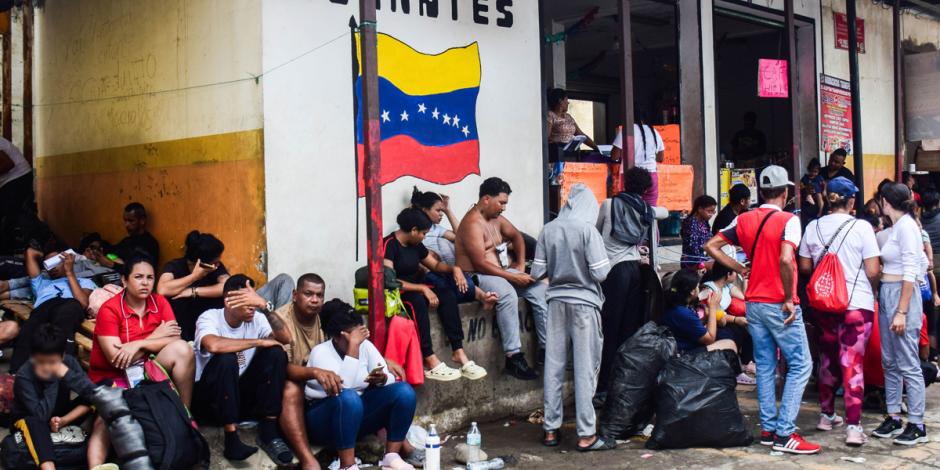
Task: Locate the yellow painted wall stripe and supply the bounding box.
[35,129,264,178]
[357,33,481,96]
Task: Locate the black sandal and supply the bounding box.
[576,435,617,452]
[543,429,560,447]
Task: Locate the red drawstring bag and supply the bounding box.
[807,219,858,313]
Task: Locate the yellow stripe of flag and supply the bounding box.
[357,33,481,96]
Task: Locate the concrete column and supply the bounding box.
[679,0,705,197]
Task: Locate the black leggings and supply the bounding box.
[11,298,84,371]
[597,260,644,393]
[401,287,463,358]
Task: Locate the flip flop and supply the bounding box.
[576,436,617,452]
[543,429,560,447]
[380,452,415,470]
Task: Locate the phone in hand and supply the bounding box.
[199,261,216,270]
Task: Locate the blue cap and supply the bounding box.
[828,176,858,197]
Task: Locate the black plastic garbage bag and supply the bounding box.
[599,322,676,439]
[646,350,753,449]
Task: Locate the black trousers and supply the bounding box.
[597,260,643,393]
[11,396,84,466]
[193,346,287,425]
[11,298,84,370]
[401,287,463,358]
[0,171,34,226]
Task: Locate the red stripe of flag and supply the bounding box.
[356,135,480,197]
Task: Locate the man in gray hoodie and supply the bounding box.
[532,183,614,451]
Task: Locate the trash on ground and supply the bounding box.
[769,451,783,456]
[840,456,866,464]
[641,453,653,459]
[527,409,545,425]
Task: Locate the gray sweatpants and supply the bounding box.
[879,281,926,424]
[543,301,602,437]
[258,273,295,310]
[475,269,548,354]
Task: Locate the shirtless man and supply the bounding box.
[456,177,546,380]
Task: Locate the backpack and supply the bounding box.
[807,219,858,313]
[1,426,86,469]
[123,380,209,470]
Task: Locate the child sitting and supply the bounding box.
[11,324,95,470]
[801,159,826,217]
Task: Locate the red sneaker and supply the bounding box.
[772,433,821,454]
[759,431,775,446]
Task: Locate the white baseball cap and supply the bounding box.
[759,165,794,189]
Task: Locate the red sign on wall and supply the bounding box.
[834,12,865,53]
[758,59,788,98]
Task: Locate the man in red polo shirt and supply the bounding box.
[705,165,819,455]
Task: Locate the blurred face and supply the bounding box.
[124,262,155,300]
[123,211,146,235]
[480,193,509,219]
[807,166,819,178]
[425,201,445,225]
[697,205,717,221]
[44,252,65,278]
[829,154,845,171]
[31,352,63,381]
[225,288,257,322]
[294,281,325,318]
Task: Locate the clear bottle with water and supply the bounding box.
[467,421,482,463]
[424,424,441,470]
[467,457,504,470]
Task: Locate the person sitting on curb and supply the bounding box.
[455,177,547,380]
[192,274,294,465]
[86,255,196,468]
[304,299,418,470]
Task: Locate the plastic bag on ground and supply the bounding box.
[599,321,677,439]
[646,350,753,449]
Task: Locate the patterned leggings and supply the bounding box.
[817,309,874,425]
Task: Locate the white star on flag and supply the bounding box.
[462,126,470,137]
[381,110,390,122]
[432,108,440,119]
[442,114,451,125]
[418,103,427,113]
[452,115,460,127]
[400,110,409,121]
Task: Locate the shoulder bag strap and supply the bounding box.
[750,211,778,261]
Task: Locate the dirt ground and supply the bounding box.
[432,382,940,469]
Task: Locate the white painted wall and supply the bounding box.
[34,0,263,156]
[262,1,543,299]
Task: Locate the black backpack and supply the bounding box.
[0,432,85,469]
[123,380,210,470]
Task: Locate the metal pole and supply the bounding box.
[23,0,33,163]
[894,0,904,181]
[2,12,10,141]
[358,0,387,350]
[784,0,800,210]
[846,0,864,196]
[618,0,635,176]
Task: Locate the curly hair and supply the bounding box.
[623,167,653,196]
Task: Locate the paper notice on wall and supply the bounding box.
[653,124,681,165]
[819,74,853,155]
[758,59,788,98]
[560,163,608,206]
[657,164,694,211]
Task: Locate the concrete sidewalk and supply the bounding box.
[439,382,940,469]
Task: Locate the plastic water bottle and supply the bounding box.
[467,457,505,470]
[424,424,441,470]
[467,422,482,463]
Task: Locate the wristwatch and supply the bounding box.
[261,300,275,314]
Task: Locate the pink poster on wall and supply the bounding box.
[758,59,788,98]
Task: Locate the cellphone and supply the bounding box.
[371,365,385,374]
[199,262,216,270]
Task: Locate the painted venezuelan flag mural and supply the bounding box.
[355,33,481,197]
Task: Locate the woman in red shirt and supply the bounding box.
[87,256,195,469]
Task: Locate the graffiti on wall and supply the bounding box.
[355,33,481,196]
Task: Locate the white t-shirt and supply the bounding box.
[612,124,664,173]
[0,137,30,188]
[194,308,273,381]
[799,213,880,311]
[877,214,923,282]
[304,338,394,400]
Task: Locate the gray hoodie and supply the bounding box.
[532,184,612,309]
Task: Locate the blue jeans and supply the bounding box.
[425,272,476,303]
[746,302,812,437]
[304,382,416,450]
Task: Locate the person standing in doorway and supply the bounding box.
[798,177,881,446]
[824,148,854,182]
[705,165,820,455]
[611,112,665,206]
[532,184,613,452]
[871,183,929,445]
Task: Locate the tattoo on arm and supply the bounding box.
[266,312,286,333]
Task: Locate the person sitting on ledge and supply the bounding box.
[304,299,418,470]
[158,230,230,341]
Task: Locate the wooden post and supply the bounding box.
[358,0,386,350]
[847,0,864,196]
[23,0,33,163]
[617,0,634,174]
[2,11,11,141]
[894,0,904,182]
[784,0,801,209]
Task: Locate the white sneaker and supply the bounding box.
[816,412,844,431]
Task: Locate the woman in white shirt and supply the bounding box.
[610,112,665,206]
[303,300,418,470]
[871,182,928,445]
[796,177,880,446]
